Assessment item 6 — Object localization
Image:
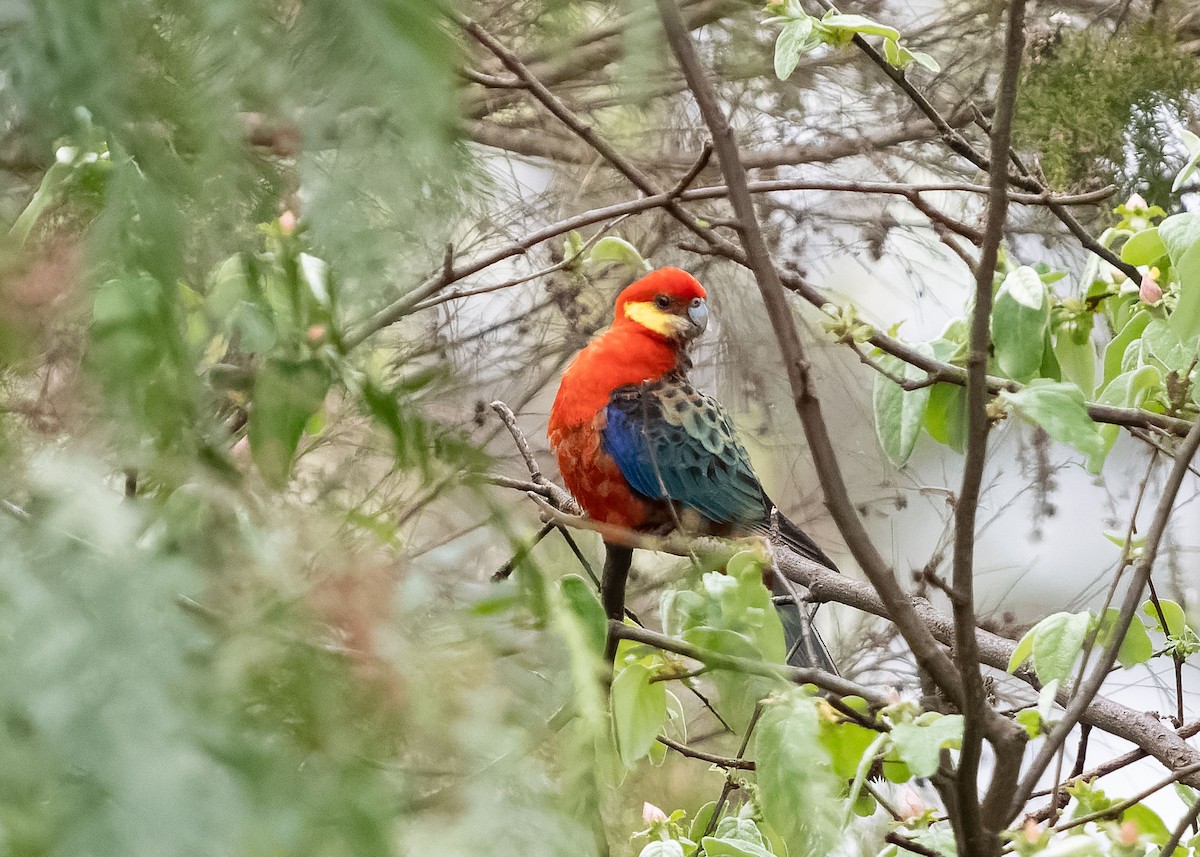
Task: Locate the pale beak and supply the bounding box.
[686,298,709,336]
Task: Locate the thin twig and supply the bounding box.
[656,735,755,770]
[655,0,966,710]
[1005,418,1200,822]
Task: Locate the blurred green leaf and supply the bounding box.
[754,692,839,853]
[560,576,607,656]
[611,663,667,767]
[249,357,330,487]
[890,714,963,779]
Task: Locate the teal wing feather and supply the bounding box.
[601,376,767,527]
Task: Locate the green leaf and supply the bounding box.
[754,692,839,852]
[773,16,816,80]
[1142,319,1194,373]
[818,719,880,780]
[1142,598,1190,636]
[1172,128,1200,194]
[1160,214,1200,343]
[908,50,940,72]
[1052,326,1096,397]
[1090,365,1162,472]
[1095,608,1153,668]
[1101,309,1150,392]
[1030,611,1091,685]
[1008,625,1036,673]
[922,382,967,451]
[721,552,787,663]
[992,266,1050,382]
[560,575,607,656]
[639,841,686,857]
[872,349,934,466]
[1015,708,1042,739]
[1000,380,1107,460]
[587,236,650,272]
[682,626,774,729]
[611,662,667,767]
[690,801,718,844]
[1120,227,1167,266]
[701,836,774,857]
[249,357,331,488]
[882,37,901,66]
[819,12,899,41]
[890,713,963,779]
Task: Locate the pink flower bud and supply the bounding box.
[1125,193,1147,211]
[1140,273,1163,304]
[279,210,297,235]
[1117,820,1139,845]
[642,803,668,824]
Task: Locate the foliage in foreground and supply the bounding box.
[0,1,1199,857]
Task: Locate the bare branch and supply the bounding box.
[954,1,1028,846]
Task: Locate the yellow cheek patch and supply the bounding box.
[624,301,686,337]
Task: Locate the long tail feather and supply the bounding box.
[758,501,840,675]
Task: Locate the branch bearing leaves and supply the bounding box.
[754,692,840,853]
[889,713,964,779]
[1000,380,1107,461]
[611,662,667,767]
[992,266,1050,382]
[872,349,934,466]
[1095,608,1153,669]
[249,357,330,488]
[1161,213,1200,343]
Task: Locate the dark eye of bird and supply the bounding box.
[654,294,671,309]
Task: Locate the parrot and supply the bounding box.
[548,266,838,674]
